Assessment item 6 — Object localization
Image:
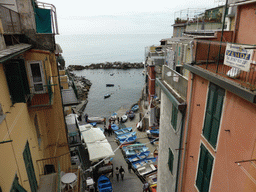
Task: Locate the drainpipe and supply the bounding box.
[175,111,185,192]
[179,72,194,192]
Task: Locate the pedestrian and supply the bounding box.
[128,163,132,173]
[115,167,119,181]
[84,113,88,122]
[117,116,120,124]
[78,114,82,121]
[108,124,111,136]
[104,125,108,136]
[143,182,149,192]
[119,166,125,180]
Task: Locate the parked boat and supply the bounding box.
[114,127,132,136]
[106,84,114,87]
[146,129,159,139]
[104,94,111,99]
[117,131,136,140]
[127,151,150,163]
[118,135,137,144]
[131,104,139,112]
[97,175,112,192]
[132,157,157,169]
[137,163,157,176]
[110,112,117,120]
[87,117,104,123]
[122,143,148,156]
[145,171,158,186]
[110,73,114,76]
[126,110,135,120]
[121,115,128,123]
[90,122,97,127]
[111,124,119,131]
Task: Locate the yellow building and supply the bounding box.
[0,1,74,191]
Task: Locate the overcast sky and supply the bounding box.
[42,0,223,35]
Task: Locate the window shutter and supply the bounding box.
[171,105,178,130]
[168,148,174,173]
[196,145,206,191]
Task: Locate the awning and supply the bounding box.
[62,89,80,106]
[79,126,106,143]
[65,114,79,136]
[0,44,32,63]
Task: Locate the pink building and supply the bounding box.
[180,1,256,191]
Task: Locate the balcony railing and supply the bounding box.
[162,65,188,100]
[193,40,256,91]
[0,5,21,34]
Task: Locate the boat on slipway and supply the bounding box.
[104,94,111,99]
[111,124,119,131]
[118,135,137,144]
[132,157,157,169]
[114,127,132,136]
[97,175,112,192]
[127,151,150,163]
[122,143,148,156]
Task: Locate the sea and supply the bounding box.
[56,33,170,117]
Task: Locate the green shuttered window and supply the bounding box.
[168,148,174,174]
[171,105,178,131]
[11,175,27,192]
[196,144,214,192]
[203,83,225,148]
[23,141,38,192]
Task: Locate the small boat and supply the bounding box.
[87,117,104,123]
[104,94,111,99]
[127,151,150,163]
[121,115,128,123]
[106,84,114,87]
[110,73,114,76]
[118,135,137,144]
[122,143,148,156]
[146,129,159,139]
[110,112,117,120]
[114,127,132,136]
[97,175,112,192]
[126,110,135,120]
[145,171,158,185]
[137,163,157,176]
[131,104,139,112]
[117,132,136,140]
[90,122,97,127]
[111,124,119,131]
[132,157,157,169]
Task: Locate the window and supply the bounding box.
[168,148,174,174]
[4,59,30,104]
[23,141,38,192]
[171,105,178,130]
[203,83,225,148]
[196,144,214,192]
[27,61,46,94]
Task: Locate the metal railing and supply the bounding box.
[36,152,71,176]
[0,5,21,34]
[193,40,256,91]
[162,65,188,100]
[36,1,59,34]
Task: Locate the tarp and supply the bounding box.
[79,125,115,162]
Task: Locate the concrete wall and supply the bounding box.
[158,90,183,192]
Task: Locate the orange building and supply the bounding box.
[180,1,256,192]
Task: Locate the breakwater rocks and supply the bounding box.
[67,62,144,71]
[68,71,92,101]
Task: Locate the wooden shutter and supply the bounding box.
[11,175,27,192]
[168,148,174,173]
[23,142,38,192]
[171,105,178,130]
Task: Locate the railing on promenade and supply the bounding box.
[193,40,256,91]
[162,65,188,100]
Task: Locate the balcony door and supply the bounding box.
[27,61,46,94]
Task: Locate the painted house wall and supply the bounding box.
[158,90,183,192]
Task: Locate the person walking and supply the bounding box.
[108,124,111,136]
[119,166,125,180]
[115,167,119,181]
[117,116,120,124]
[104,125,108,136]
[128,163,132,173]
[143,182,149,192]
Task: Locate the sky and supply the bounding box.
[42,0,223,35]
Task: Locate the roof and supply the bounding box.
[0,43,32,63]
[62,89,80,106]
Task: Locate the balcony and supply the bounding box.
[0,5,21,34]
[185,40,256,103]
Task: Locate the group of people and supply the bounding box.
[115,166,125,181]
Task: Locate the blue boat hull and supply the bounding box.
[97,175,112,192]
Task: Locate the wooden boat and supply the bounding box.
[110,73,114,76]
[104,94,111,99]
[111,124,119,131]
[121,115,127,123]
[145,172,157,186]
[126,110,135,120]
[87,117,104,123]
[106,84,114,87]
[131,104,139,112]
[90,122,97,127]
[146,129,159,139]
[132,157,157,169]
[110,112,117,120]
[122,144,148,156]
[97,175,112,192]
[127,151,150,163]
[137,163,157,176]
[118,135,137,144]
[114,127,132,136]
[117,131,136,140]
